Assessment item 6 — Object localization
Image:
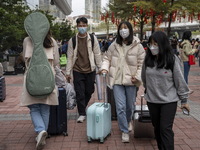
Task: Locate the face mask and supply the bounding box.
[78,27,87,34]
[109,38,113,41]
[149,45,159,55]
[119,29,129,39]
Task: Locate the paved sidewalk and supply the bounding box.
[0,62,200,150]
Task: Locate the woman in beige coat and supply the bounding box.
[101,21,145,143]
[21,31,59,149]
[180,31,197,85]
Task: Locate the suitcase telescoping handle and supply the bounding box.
[139,95,151,123]
[141,95,144,116]
[102,73,108,104]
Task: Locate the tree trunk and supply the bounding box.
[106,20,109,39]
[140,21,144,41]
[167,0,174,37]
[151,15,156,34]
[167,12,173,37]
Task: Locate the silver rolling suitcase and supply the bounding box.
[133,95,154,138]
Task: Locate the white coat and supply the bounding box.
[20,37,59,107]
[101,36,145,88]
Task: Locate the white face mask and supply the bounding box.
[78,27,87,34]
[109,38,113,41]
[149,45,159,55]
[119,29,129,39]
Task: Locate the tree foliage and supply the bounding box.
[0,0,30,52]
[0,0,75,52]
[51,21,75,41]
[109,0,133,21]
[108,0,200,39]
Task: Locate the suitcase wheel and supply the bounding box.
[87,136,92,143]
[63,132,68,136]
[100,138,104,143]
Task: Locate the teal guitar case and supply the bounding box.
[24,12,55,99]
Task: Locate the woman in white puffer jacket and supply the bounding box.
[101,21,145,143]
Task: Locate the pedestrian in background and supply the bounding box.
[61,39,68,55]
[194,38,199,59]
[170,35,179,56]
[21,30,59,149]
[198,44,200,66]
[65,17,102,123]
[142,31,189,150]
[101,21,145,143]
[179,31,198,93]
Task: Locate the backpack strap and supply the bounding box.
[72,36,76,50]
[89,34,94,51]
[72,34,94,50]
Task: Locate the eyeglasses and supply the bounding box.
[147,43,158,48]
[147,43,151,48]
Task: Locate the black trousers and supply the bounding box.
[147,101,177,150]
[73,71,96,116]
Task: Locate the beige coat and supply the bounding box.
[101,36,145,88]
[180,40,196,62]
[20,37,60,107]
[66,33,102,75]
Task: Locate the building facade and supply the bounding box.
[25,0,72,21]
[85,0,101,23]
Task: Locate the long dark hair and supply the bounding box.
[144,31,175,71]
[116,21,133,46]
[43,30,53,48]
[182,31,191,41]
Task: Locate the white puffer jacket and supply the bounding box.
[101,36,145,88]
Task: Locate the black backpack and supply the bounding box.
[72,34,94,50]
[101,41,109,52]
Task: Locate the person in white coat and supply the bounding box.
[101,21,145,143]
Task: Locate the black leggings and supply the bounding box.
[147,102,177,150]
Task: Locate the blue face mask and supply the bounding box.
[78,27,87,34]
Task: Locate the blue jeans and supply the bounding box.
[28,104,50,133]
[183,61,190,84]
[113,85,137,133]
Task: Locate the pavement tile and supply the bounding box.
[62,141,80,148]
[44,142,63,149]
[179,144,192,150]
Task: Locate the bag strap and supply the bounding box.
[72,36,76,50]
[72,34,94,50]
[90,34,94,50]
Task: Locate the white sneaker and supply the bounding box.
[77,115,86,123]
[35,137,46,145]
[122,132,129,143]
[36,130,47,150]
[128,122,133,132]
